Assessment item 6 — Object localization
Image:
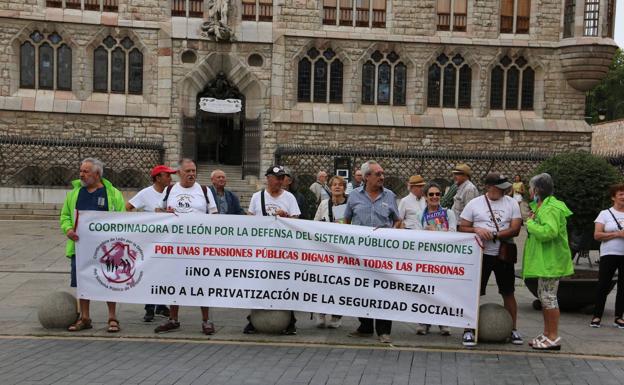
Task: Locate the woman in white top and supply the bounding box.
[591,183,624,329]
[313,176,348,328]
[413,182,456,336]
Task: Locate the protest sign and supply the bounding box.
[76,211,482,327]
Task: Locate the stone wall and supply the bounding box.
[273,123,592,154]
[592,119,624,154]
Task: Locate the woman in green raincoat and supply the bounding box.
[523,173,574,351]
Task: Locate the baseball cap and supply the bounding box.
[408,175,426,186]
[484,172,513,190]
[150,165,177,177]
[265,165,287,177]
[452,163,472,177]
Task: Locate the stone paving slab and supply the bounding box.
[1,338,624,385]
[0,220,622,357]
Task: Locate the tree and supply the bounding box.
[585,49,624,123]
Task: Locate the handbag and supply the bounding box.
[484,196,518,264]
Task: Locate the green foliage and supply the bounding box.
[586,49,624,123]
[533,153,622,235]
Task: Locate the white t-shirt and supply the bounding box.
[460,195,522,256]
[248,189,301,217]
[595,208,624,257]
[314,198,347,223]
[398,193,427,229]
[128,185,163,212]
[162,182,217,214]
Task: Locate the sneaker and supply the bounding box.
[243,322,256,334]
[590,317,601,328]
[282,324,297,335]
[327,316,342,329]
[462,330,476,347]
[378,334,392,344]
[510,329,523,345]
[202,321,215,335]
[154,319,180,333]
[416,323,430,335]
[614,318,624,329]
[155,306,170,318]
[143,308,155,322]
[439,325,451,336]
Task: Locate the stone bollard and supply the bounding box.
[477,303,513,343]
[249,309,291,334]
[38,291,79,329]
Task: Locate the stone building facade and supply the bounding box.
[592,119,624,154]
[0,0,618,180]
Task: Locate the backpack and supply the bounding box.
[163,184,211,213]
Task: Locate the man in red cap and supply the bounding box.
[126,164,176,321]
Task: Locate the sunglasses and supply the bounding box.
[428,192,441,197]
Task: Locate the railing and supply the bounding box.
[46,0,118,11]
[500,15,513,33]
[242,1,256,20]
[355,7,369,27]
[323,6,336,25]
[453,13,467,31]
[258,2,272,21]
[171,0,186,16]
[0,136,164,188]
[188,0,204,18]
[516,16,529,33]
[371,9,385,28]
[437,13,451,31]
[339,8,353,25]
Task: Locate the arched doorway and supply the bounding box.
[195,72,244,165]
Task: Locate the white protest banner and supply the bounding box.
[75,211,482,328]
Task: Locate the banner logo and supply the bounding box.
[92,238,144,291]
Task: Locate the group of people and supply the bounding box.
[60,157,624,351]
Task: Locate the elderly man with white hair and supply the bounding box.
[60,157,125,333]
[309,170,330,204]
[209,169,244,215]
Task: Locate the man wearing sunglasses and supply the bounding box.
[344,160,401,344]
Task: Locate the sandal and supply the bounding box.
[532,336,561,351]
[107,318,121,333]
[68,318,92,332]
[528,334,545,347]
[614,318,624,329]
[590,317,601,328]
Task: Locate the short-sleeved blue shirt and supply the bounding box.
[344,185,399,228]
[76,186,109,211]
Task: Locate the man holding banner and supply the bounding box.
[344,160,401,344]
[154,158,218,335]
[61,158,125,333]
[245,165,301,335]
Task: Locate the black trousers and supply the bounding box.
[144,304,169,312]
[357,317,392,335]
[593,254,624,318]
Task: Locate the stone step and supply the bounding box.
[0,214,58,221]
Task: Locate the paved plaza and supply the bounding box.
[0,220,623,384]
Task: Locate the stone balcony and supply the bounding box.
[559,38,619,92]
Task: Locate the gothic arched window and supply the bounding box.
[490,55,534,111]
[427,53,471,108]
[361,50,406,106]
[93,35,143,94]
[297,48,343,103]
[19,31,72,90]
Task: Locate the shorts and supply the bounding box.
[537,278,560,309]
[70,255,77,288]
[480,254,516,296]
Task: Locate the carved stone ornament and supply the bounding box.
[201,0,234,42]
